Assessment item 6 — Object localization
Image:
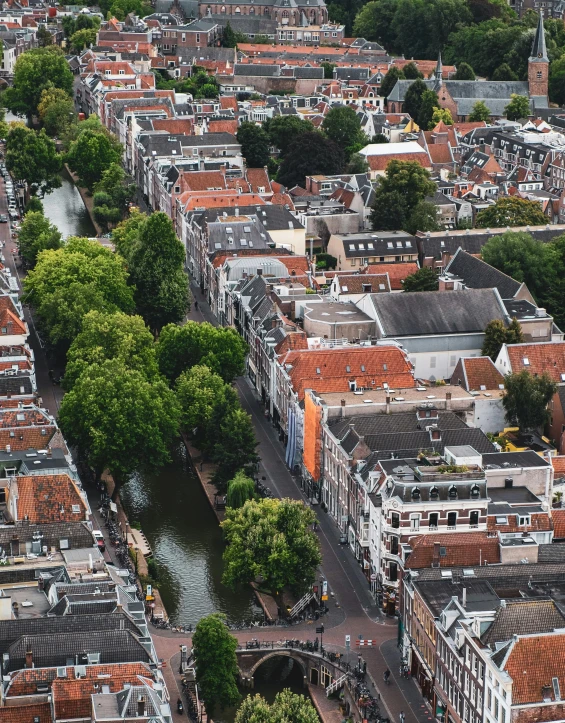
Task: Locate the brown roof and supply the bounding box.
[180,170,226,192]
[220,97,238,112]
[334,274,391,294]
[279,346,415,401]
[208,119,238,135]
[506,342,565,381]
[246,167,272,195]
[0,703,52,723]
[552,456,565,478]
[504,633,565,704]
[458,357,505,391]
[0,296,26,337]
[271,255,310,276]
[151,118,193,135]
[406,532,501,569]
[552,509,565,539]
[15,474,88,523]
[482,599,565,646]
[487,512,552,533]
[0,407,56,451]
[367,152,431,171]
[365,263,419,290]
[427,143,454,165]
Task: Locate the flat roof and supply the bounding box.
[304,301,373,323]
[489,486,542,504]
[314,384,474,407]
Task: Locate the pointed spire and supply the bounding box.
[435,51,443,80]
[530,12,548,62]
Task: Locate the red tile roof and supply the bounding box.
[487,512,552,533]
[367,152,431,171]
[0,407,55,451]
[151,118,193,135]
[334,274,391,294]
[427,143,454,165]
[552,456,565,478]
[0,296,26,337]
[279,346,415,401]
[0,703,52,723]
[406,532,501,569]
[365,263,419,290]
[271,255,310,276]
[180,191,266,211]
[179,171,226,192]
[15,474,88,523]
[552,509,565,539]
[504,633,565,704]
[276,331,309,354]
[458,357,505,391]
[208,119,238,135]
[246,168,272,195]
[506,342,565,381]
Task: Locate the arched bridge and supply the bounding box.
[235,644,344,690]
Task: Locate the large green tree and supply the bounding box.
[157,321,248,383]
[504,94,530,121]
[549,56,565,106]
[17,209,62,268]
[58,359,179,483]
[5,126,61,196]
[322,105,366,158]
[221,498,321,595]
[23,237,135,347]
[277,132,344,188]
[264,115,314,157]
[492,62,518,80]
[379,66,404,99]
[65,129,123,190]
[370,160,436,231]
[475,197,547,228]
[3,46,74,119]
[37,86,75,138]
[211,401,258,488]
[226,470,256,510]
[482,318,524,360]
[176,364,231,445]
[236,122,270,168]
[63,310,159,390]
[236,691,318,723]
[126,212,189,332]
[469,100,491,122]
[403,61,423,79]
[402,266,439,292]
[453,62,476,80]
[192,614,240,716]
[403,79,428,122]
[502,371,557,431]
[403,201,440,235]
[417,89,440,130]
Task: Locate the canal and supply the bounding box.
[42,167,96,239]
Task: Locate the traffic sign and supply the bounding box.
[370,573,377,581]
[345,635,351,649]
[322,580,328,595]
[316,625,324,634]
[321,594,328,601]
[356,639,377,647]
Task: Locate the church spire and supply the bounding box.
[530,12,548,62]
[435,51,443,80]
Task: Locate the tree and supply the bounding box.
[176,364,230,444]
[492,62,518,81]
[226,470,256,509]
[504,93,530,121]
[372,133,389,144]
[65,129,123,190]
[453,62,475,80]
[58,359,179,484]
[236,691,318,723]
[403,79,428,122]
[236,122,270,168]
[482,319,511,360]
[38,86,75,137]
[417,89,439,129]
[277,132,344,188]
[24,196,43,215]
[502,370,557,431]
[346,152,369,173]
[351,0,399,48]
[469,100,491,122]
[370,160,436,231]
[63,310,158,390]
[23,237,135,347]
[506,317,524,345]
[402,266,439,292]
[70,28,97,52]
[430,107,453,127]
[221,498,321,595]
[379,66,404,99]
[61,15,76,38]
[5,126,61,196]
[222,22,239,48]
[549,55,565,106]
[321,61,336,79]
[3,47,74,119]
[322,105,366,158]
[157,321,248,383]
[264,115,314,157]
[476,197,547,228]
[111,209,147,261]
[192,614,240,716]
[127,212,190,332]
[37,25,53,47]
[402,61,423,79]
[211,404,258,487]
[17,210,62,268]
[403,200,440,235]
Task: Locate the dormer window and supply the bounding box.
[411,487,421,500]
[430,486,439,499]
[470,485,480,498]
[448,486,457,499]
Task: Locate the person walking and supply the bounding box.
[400,711,405,723]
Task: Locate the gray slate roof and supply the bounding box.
[371,288,507,337]
[481,599,565,647]
[444,248,522,299]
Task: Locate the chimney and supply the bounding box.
[235,207,239,217]
[432,542,441,565]
[257,268,263,276]
[445,391,451,410]
[137,697,146,716]
[25,650,33,668]
[386,395,391,414]
[462,587,467,608]
[441,250,450,268]
[341,399,346,417]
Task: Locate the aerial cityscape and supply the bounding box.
[0,0,563,721]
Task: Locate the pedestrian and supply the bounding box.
[400,712,405,723]
[194,300,199,311]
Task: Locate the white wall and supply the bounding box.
[406,348,483,381]
[473,397,506,435]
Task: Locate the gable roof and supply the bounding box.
[453,356,505,391]
[503,633,565,704]
[14,474,88,524]
[482,599,565,647]
[406,531,501,569]
[505,341,565,380]
[334,274,391,294]
[0,703,52,723]
[365,262,419,290]
[371,288,508,337]
[444,248,523,299]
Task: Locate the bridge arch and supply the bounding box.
[248,650,308,680]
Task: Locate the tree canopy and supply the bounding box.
[17,209,62,268]
[221,498,321,595]
[277,132,344,188]
[236,122,270,168]
[469,100,491,122]
[264,115,314,157]
[65,128,123,190]
[226,470,256,510]
[482,318,524,360]
[475,197,547,228]
[38,86,75,137]
[453,61,475,79]
[402,266,439,292]
[5,126,61,196]
[504,93,530,121]
[403,79,428,122]
[379,66,404,98]
[502,370,557,431]
[236,691,318,723]
[322,105,366,158]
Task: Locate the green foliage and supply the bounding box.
[430,107,454,127]
[212,403,258,488]
[502,370,557,431]
[469,100,491,122]
[58,358,179,482]
[63,310,159,390]
[237,122,270,168]
[221,498,321,595]
[379,66,405,98]
[126,212,190,332]
[23,237,134,348]
[403,61,423,79]
[226,470,256,509]
[192,614,240,716]
[111,209,147,260]
[453,61,476,79]
[315,252,337,270]
[263,115,314,157]
[91,163,136,227]
[322,105,366,159]
[17,210,62,268]
[504,93,530,120]
[372,133,390,143]
[157,321,248,383]
[370,160,437,231]
[5,126,61,196]
[70,28,97,51]
[549,55,565,105]
[482,317,524,360]
[277,132,344,188]
[403,201,440,235]
[3,46,74,118]
[24,196,43,215]
[321,61,336,79]
[236,691,318,723]
[492,62,518,80]
[402,266,439,292]
[176,364,229,440]
[346,152,369,173]
[37,25,53,47]
[417,89,439,129]
[475,197,546,228]
[65,128,123,190]
[222,22,242,47]
[403,79,428,122]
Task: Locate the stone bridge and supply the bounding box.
[235,645,344,690]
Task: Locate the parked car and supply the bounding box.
[92,530,105,552]
[0,215,8,223]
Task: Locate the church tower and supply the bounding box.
[528,12,549,100]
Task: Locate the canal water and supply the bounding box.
[42,167,96,239]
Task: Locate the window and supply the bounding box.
[410,515,420,531]
[388,561,398,582]
[390,512,399,529]
[429,512,439,529]
[411,487,421,500]
[430,486,439,499]
[448,486,458,499]
[196,33,200,42]
[470,510,479,527]
[390,536,399,554]
[518,514,531,526]
[447,511,457,528]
